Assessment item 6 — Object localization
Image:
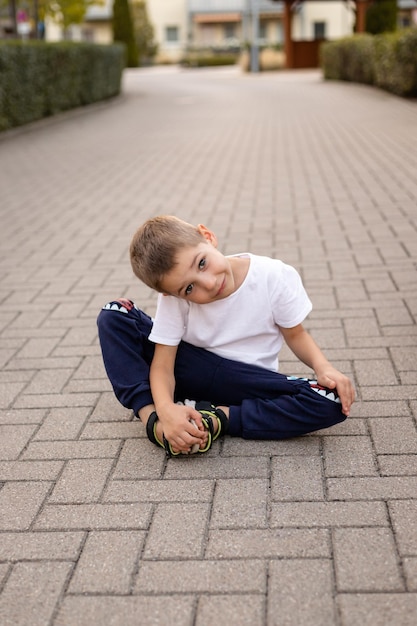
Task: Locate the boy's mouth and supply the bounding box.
[216,278,226,297]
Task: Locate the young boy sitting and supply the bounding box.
[97,215,354,456]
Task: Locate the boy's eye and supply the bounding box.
[185,284,193,296]
[198,258,206,270]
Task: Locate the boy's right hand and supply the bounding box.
[157,403,207,453]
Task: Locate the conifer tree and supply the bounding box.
[113,0,139,67]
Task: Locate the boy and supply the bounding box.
[97,215,354,456]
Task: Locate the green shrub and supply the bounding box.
[321,35,374,83]
[366,0,397,35]
[374,28,417,96]
[180,53,238,68]
[113,0,138,67]
[0,41,125,131]
[321,28,417,97]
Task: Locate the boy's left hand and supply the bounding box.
[315,365,355,417]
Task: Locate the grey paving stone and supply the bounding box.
[404,558,417,592]
[0,561,72,626]
[34,502,152,531]
[209,479,268,528]
[22,439,120,460]
[0,460,63,480]
[379,455,417,476]
[0,424,38,460]
[333,528,403,592]
[56,596,194,626]
[327,476,417,501]
[0,531,84,561]
[144,503,210,559]
[267,559,336,626]
[104,478,214,503]
[33,406,90,441]
[196,594,265,626]
[69,530,146,593]
[135,560,266,594]
[323,435,378,477]
[206,528,330,559]
[0,482,51,530]
[369,417,417,454]
[164,456,269,480]
[389,500,417,556]
[49,458,114,503]
[271,501,388,527]
[338,593,417,626]
[271,456,325,501]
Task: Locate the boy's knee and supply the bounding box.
[97,298,136,328]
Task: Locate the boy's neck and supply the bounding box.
[228,255,250,293]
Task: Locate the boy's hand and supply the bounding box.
[157,403,207,453]
[315,365,355,417]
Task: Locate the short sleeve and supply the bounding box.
[148,294,189,345]
[271,262,312,328]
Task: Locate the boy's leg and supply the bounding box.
[97,301,346,440]
[97,299,155,416]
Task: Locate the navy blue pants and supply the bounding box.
[97,300,346,439]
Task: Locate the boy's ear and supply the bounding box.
[197,224,217,247]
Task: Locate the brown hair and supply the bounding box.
[129,215,205,291]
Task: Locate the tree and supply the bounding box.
[131,0,157,65]
[113,0,138,67]
[366,0,397,34]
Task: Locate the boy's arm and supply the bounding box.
[279,324,355,416]
[150,343,206,451]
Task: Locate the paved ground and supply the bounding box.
[0,66,417,625]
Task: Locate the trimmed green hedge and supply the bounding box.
[321,28,417,97]
[0,41,125,131]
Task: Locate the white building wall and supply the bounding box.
[147,0,188,62]
[292,1,354,41]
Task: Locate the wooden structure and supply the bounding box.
[276,0,370,69]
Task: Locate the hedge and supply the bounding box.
[321,28,417,97]
[0,41,125,131]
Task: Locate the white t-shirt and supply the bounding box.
[149,253,312,371]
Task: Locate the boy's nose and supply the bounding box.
[201,274,216,290]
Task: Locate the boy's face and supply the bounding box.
[160,231,237,304]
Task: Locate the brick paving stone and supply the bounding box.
[33,406,90,441]
[221,435,320,456]
[0,424,37,459]
[80,421,143,440]
[143,502,210,559]
[34,502,152,531]
[22,439,120,460]
[89,392,133,422]
[369,417,417,454]
[0,561,72,626]
[0,460,63,480]
[0,482,51,530]
[135,560,266,594]
[112,439,165,479]
[206,528,330,559]
[165,455,269,480]
[389,500,417,556]
[379,455,417,476]
[0,382,26,409]
[404,558,417,591]
[209,478,268,528]
[333,528,403,592]
[49,458,114,503]
[323,435,378,477]
[104,478,214,503]
[0,531,84,561]
[267,559,336,625]
[69,530,145,593]
[338,593,417,626]
[327,476,417,500]
[270,501,388,527]
[56,596,194,626]
[196,594,265,626]
[271,456,324,501]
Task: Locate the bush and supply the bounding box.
[321,28,417,97]
[180,53,238,68]
[0,41,125,131]
[373,28,417,96]
[366,0,397,35]
[321,34,375,84]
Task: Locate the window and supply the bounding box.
[313,21,326,39]
[166,26,179,43]
[224,23,236,40]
